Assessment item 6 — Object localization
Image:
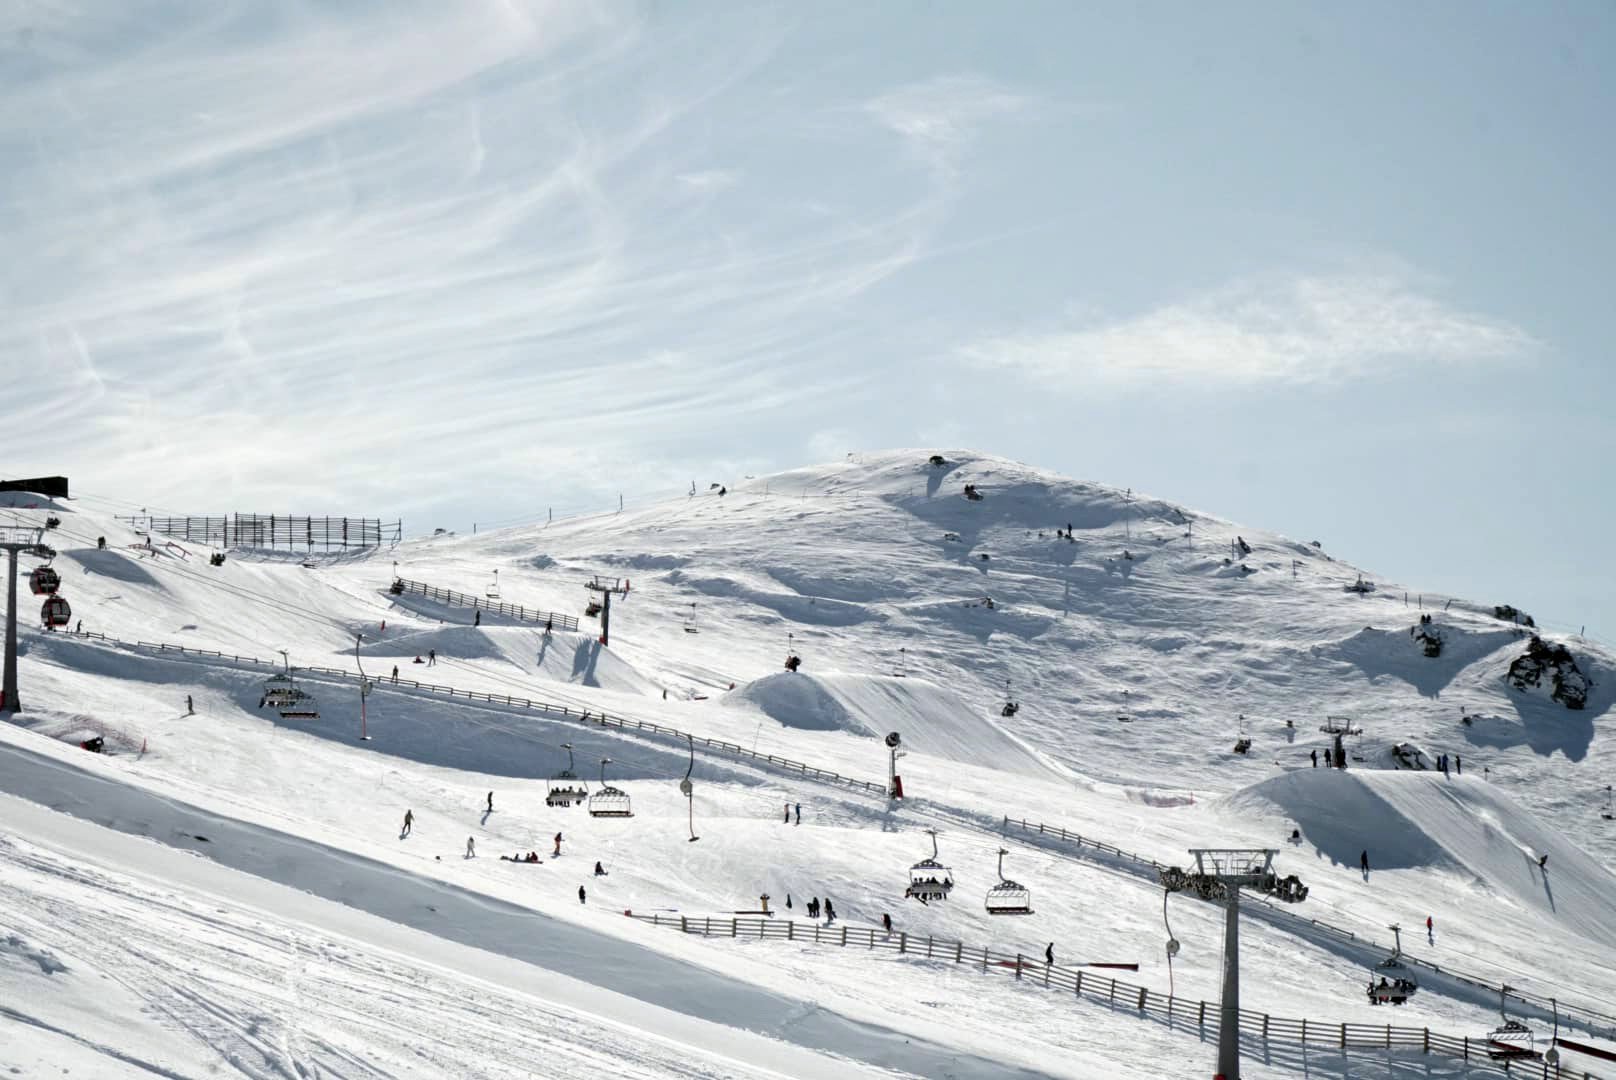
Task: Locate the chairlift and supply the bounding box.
[584,599,603,618]
[1485,985,1535,1060]
[267,651,319,719]
[1602,785,1613,821]
[1000,679,1019,718]
[40,595,71,629]
[545,742,588,807]
[486,569,500,600]
[1366,925,1419,1005]
[904,829,953,903]
[1117,688,1134,723]
[28,565,60,596]
[683,602,698,634]
[985,848,1033,915]
[587,758,633,818]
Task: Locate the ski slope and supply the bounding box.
[2,450,1614,1078]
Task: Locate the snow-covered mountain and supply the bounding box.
[2,450,1612,1078]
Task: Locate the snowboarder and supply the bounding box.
[96,536,106,549]
[578,885,587,904]
[882,912,892,933]
[465,836,476,858]
[1538,854,1548,870]
[808,897,819,918]
[186,694,193,714]
[381,620,386,633]
[402,809,413,836]
[1045,942,1055,965]
[794,802,801,825]
[1310,749,1318,768]
[1360,850,1370,875]
[1426,915,1434,944]
[428,649,436,666]
[553,832,562,856]
[486,791,494,813]
[594,861,607,876]
[391,665,399,683]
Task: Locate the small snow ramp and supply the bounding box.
[727,672,1056,777]
[1226,770,1616,942]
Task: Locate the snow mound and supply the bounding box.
[1225,769,1616,943]
[727,671,1056,777]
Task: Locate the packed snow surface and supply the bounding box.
[2,450,1613,1078]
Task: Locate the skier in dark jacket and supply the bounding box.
[882,912,892,933]
[1045,943,1055,965]
[1360,850,1370,874]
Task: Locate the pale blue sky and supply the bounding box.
[1,2,1611,635]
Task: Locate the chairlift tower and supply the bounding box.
[885,731,905,800]
[1160,848,1309,1080]
[586,576,630,647]
[1,527,49,714]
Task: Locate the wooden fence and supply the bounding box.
[389,577,579,631]
[133,515,401,551]
[627,912,1601,1079]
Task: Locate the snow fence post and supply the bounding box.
[787,921,794,941]
[1339,1023,1346,1048]
[1421,1029,1429,1054]
[1198,1000,1206,1028]
[1015,954,1022,980]
[955,941,962,963]
[899,932,907,954]
[840,925,847,947]
[926,936,933,959]
[1076,970,1084,996]
[680,916,687,933]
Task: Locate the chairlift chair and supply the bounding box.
[28,565,60,596]
[262,674,299,708]
[683,602,698,634]
[1366,926,1419,1005]
[587,758,633,818]
[904,829,953,902]
[546,743,588,808]
[1000,679,1019,718]
[40,595,71,629]
[276,689,321,720]
[985,848,1033,915]
[1486,987,1535,1060]
[584,599,603,618]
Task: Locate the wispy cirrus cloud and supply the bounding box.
[863,74,1028,176]
[960,273,1538,386]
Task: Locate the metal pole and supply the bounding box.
[2,546,19,713]
[1218,887,1241,1079]
[600,590,610,647]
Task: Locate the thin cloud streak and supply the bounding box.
[960,274,1538,386]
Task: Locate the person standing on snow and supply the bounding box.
[784,802,791,824]
[186,694,194,714]
[402,809,413,836]
[1310,749,1318,768]
[578,885,587,904]
[594,861,607,876]
[1045,943,1055,965]
[795,802,801,825]
[1360,850,1370,876]
[1426,915,1434,944]
[882,912,892,933]
[465,836,476,858]
[392,665,399,683]
[428,649,436,666]
[486,791,494,813]
[553,832,563,856]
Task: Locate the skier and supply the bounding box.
[784,802,791,824]
[465,836,475,858]
[1045,942,1055,965]
[381,620,386,633]
[1538,854,1548,870]
[186,694,194,715]
[553,832,563,856]
[486,791,494,813]
[1426,915,1434,944]
[795,802,801,825]
[1360,850,1370,875]
[882,912,892,933]
[1310,749,1318,768]
[594,861,607,876]
[662,688,667,700]
[391,665,399,683]
[578,885,587,904]
[402,809,413,836]
[428,649,436,666]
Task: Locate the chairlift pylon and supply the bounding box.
[486,569,500,600]
[904,828,953,903]
[985,847,1033,915]
[546,742,588,807]
[587,757,633,818]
